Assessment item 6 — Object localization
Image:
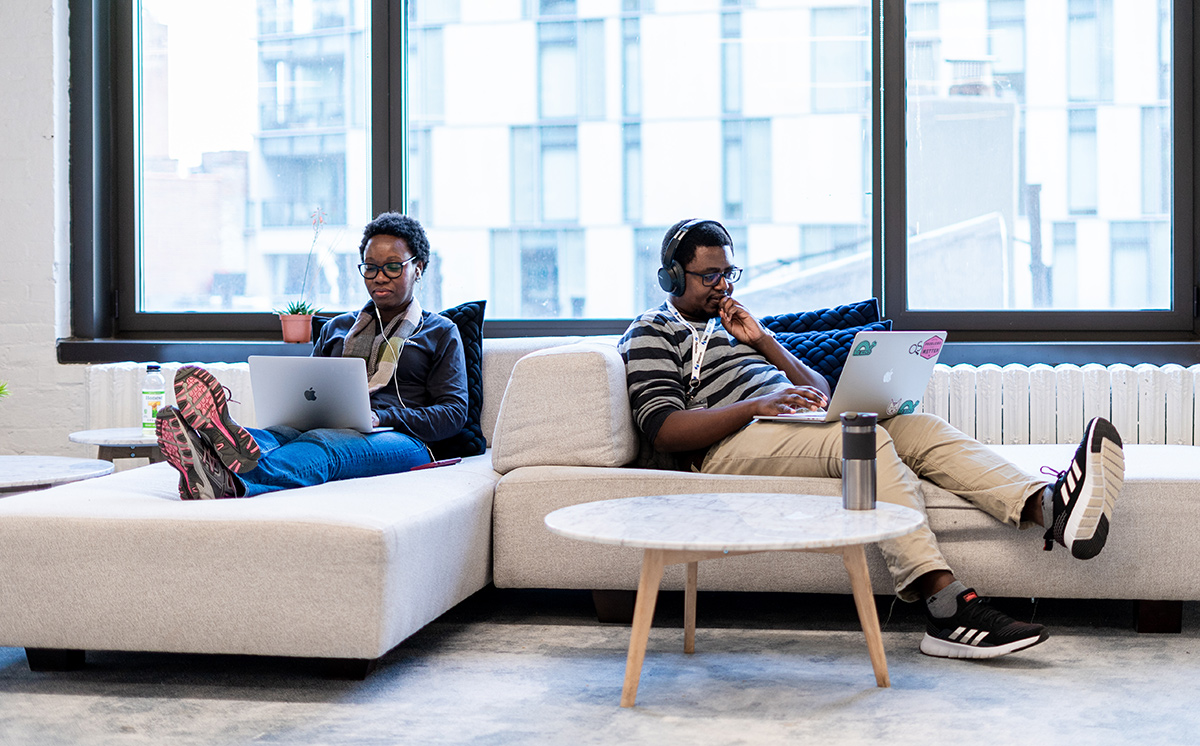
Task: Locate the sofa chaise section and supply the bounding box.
[0,454,499,672]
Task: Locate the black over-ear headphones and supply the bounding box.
[658,218,730,296]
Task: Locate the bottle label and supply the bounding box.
[142,390,165,429]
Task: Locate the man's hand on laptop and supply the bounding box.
[755,386,828,416]
[371,411,381,427]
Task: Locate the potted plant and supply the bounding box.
[276,208,326,343]
[278,300,322,344]
[0,381,8,400]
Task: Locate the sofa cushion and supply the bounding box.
[490,342,637,474]
[480,336,585,446]
[430,300,487,459]
[760,297,886,334]
[776,321,893,390]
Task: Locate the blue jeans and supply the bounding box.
[236,426,432,497]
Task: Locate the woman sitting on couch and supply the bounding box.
[156,212,468,499]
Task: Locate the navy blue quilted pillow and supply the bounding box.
[776,320,891,390]
[429,300,486,459]
[761,298,884,334]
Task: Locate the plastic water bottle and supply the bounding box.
[841,412,877,510]
[141,364,166,431]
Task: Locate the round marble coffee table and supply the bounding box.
[69,427,162,463]
[0,456,114,495]
[544,492,924,707]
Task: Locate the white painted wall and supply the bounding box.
[0,0,90,457]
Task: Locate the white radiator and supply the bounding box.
[85,363,257,430]
[921,363,1199,446]
[84,361,1197,446]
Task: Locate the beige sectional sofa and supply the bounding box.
[0,336,1195,676]
[487,341,1200,606]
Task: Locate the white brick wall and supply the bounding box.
[0,0,90,457]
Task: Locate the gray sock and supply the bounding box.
[925,580,970,619]
[1042,485,1056,528]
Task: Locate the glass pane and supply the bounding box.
[409,1,872,320]
[905,0,1171,311]
[137,0,370,313]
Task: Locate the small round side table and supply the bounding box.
[0,455,114,495]
[69,427,163,464]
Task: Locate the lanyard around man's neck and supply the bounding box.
[666,301,717,402]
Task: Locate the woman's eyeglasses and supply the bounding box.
[358,256,417,279]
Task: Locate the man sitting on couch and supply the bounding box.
[617,217,1126,660]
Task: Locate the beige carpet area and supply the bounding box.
[0,590,1195,745]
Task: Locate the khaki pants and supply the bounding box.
[701,413,1047,602]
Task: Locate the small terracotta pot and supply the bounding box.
[279,314,313,344]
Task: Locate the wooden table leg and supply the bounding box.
[842,544,890,688]
[621,549,666,708]
[684,561,698,654]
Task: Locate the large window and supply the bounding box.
[69,0,1195,345]
[137,0,370,315]
[408,0,872,321]
[901,0,1180,319]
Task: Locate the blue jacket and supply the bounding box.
[312,303,468,444]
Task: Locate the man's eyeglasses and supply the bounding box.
[684,267,743,287]
[358,256,417,279]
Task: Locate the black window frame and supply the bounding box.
[63,0,1200,365]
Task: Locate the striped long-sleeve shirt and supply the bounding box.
[618,301,792,464]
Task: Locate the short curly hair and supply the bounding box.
[358,212,431,267]
[661,218,734,270]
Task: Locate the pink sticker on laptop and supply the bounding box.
[916,336,942,360]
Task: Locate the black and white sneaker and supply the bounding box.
[920,588,1048,660]
[1043,417,1124,560]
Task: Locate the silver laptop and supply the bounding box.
[754,330,946,424]
[248,356,390,433]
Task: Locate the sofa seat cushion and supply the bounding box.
[492,444,1200,601]
[0,454,500,660]
[493,465,867,593]
[915,444,1200,599]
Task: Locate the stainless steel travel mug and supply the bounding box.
[841,412,877,510]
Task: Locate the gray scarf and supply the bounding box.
[341,298,424,393]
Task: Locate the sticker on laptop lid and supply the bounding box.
[851,340,876,357]
[908,335,943,360]
[887,399,919,416]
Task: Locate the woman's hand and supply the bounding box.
[370,410,381,427]
[753,386,828,416]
